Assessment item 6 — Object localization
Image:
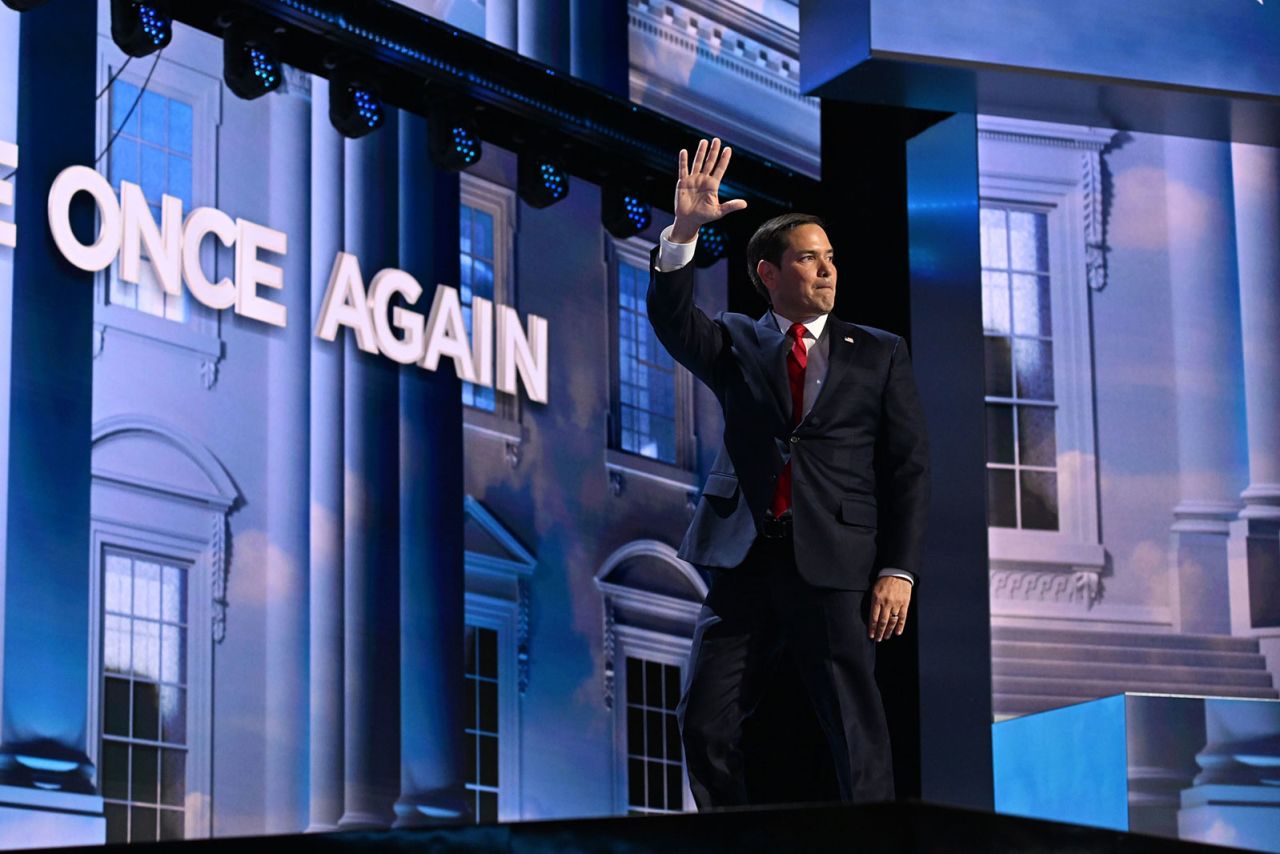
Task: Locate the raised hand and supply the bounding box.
[671,137,748,243]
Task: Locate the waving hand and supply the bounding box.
[671,137,748,243]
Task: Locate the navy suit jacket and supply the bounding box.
[646,246,930,591]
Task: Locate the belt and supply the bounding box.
[759,514,793,539]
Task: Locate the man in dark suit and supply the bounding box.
[647,138,930,808]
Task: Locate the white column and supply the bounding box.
[339,113,402,831]
[486,0,517,50]
[307,75,345,833]
[1164,135,1249,635]
[518,0,569,70]
[1227,142,1280,638]
[263,71,313,835]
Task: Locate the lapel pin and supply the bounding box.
[843,336,854,343]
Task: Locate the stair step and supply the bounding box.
[991,641,1268,670]
[990,625,1261,654]
[993,676,1279,700]
[993,659,1275,687]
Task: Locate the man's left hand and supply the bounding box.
[868,577,912,642]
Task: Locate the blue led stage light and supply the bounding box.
[427,108,482,172]
[330,71,385,138]
[111,0,172,58]
[224,23,282,100]
[602,185,652,239]
[518,152,569,209]
[695,222,728,267]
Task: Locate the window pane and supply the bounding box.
[102,740,130,800]
[987,468,1016,528]
[130,745,158,804]
[105,802,128,844]
[982,270,1011,335]
[105,555,133,614]
[1013,338,1054,401]
[105,615,132,674]
[985,404,1014,465]
[105,677,131,737]
[1011,274,1051,337]
[627,706,643,756]
[465,732,477,782]
[131,805,158,843]
[168,155,192,207]
[1017,405,1057,468]
[478,790,497,823]
[169,100,192,155]
[646,759,663,806]
[663,666,681,712]
[628,758,644,807]
[159,808,184,841]
[666,763,683,810]
[478,628,497,678]
[135,562,161,620]
[459,205,472,254]
[140,144,166,201]
[112,81,140,137]
[474,209,494,258]
[133,620,160,681]
[162,566,186,625]
[665,714,682,762]
[1020,470,1059,530]
[160,749,185,807]
[1008,210,1048,272]
[161,624,184,685]
[984,336,1013,398]
[479,735,498,788]
[133,681,160,741]
[160,685,187,744]
[140,91,166,146]
[979,207,1008,268]
[646,709,662,760]
[478,681,498,734]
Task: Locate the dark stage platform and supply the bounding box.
[36,802,1248,853]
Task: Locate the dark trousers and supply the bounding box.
[677,534,895,808]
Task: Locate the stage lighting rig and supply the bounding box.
[111,0,172,58]
[223,21,282,100]
[329,70,385,138]
[602,185,651,239]
[694,223,728,268]
[427,106,482,172]
[518,151,569,209]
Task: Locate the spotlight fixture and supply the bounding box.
[427,107,482,172]
[517,152,569,209]
[329,71,385,139]
[111,0,172,58]
[602,185,651,239]
[694,223,728,268]
[223,22,282,100]
[1,1,50,10]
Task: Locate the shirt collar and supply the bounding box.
[771,310,828,343]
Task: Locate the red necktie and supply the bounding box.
[770,323,808,518]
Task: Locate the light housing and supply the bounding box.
[517,151,569,209]
[602,185,652,239]
[329,71,385,138]
[111,0,172,58]
[224,22,282,100]
[694,223,728,268]
[427,107,482,172]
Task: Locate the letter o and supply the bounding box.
[47,165,122,272]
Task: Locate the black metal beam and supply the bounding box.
[171,0,821,218]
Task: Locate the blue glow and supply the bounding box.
[699,224,726,259]
[136,3,168,46]
[451,126,480,164]
[15,755,80,773]
[353,88,383,128]
[538,162,567,200]
[249,47,280,89]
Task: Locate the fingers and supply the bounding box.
[709,143,733,181]
[868,587,911,642]
[678,148,688,180]
[720,198,748,215]
[689,138,709,176]
[894,602,910,637]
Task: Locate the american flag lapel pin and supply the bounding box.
[843,335,854,343]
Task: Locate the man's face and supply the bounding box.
[758,224,837,320]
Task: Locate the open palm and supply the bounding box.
[672,137,747,242]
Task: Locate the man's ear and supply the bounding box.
[756,258,776,292]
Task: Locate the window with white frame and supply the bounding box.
[94,50,222,369]
[981,205,1058,531]
[100,550,190,843]
[463,623,500,822]
[459,173,517,423]
[977,117,1111,576]
[608,237,694,469]
[623,655,685,815]
[595,540,706,816]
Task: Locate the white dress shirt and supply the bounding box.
[655,225,915,586]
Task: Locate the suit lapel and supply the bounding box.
[801,316,859,425]
[753,312,793,426]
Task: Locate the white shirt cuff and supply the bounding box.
[655,224,698,272]
[878,568,915,585]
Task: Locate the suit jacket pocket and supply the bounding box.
[702,472,740,500]
[839,495,877,528]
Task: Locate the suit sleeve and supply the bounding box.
[875,335,931,581]
[645,245,728,393]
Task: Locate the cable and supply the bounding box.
[94,49,162,167]
[96,56,133,101]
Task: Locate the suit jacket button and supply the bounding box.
[789,435,800,444]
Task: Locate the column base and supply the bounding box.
[0,785,104,849]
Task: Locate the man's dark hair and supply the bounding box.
[745,212,827,303]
